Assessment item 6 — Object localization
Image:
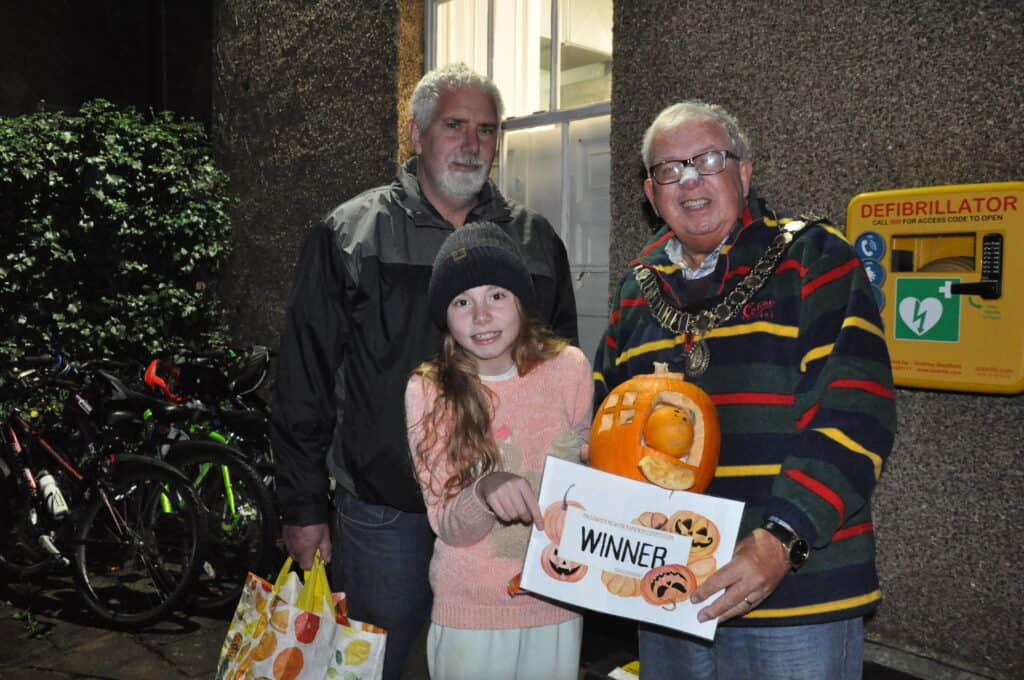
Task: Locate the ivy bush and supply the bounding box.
[0,100,233,364]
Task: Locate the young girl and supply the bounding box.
[406,221,593,680]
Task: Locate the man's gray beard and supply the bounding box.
[438,162,488,200]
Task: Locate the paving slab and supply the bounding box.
[0,612,61,668]
[134,616,230,678]
[51,632,188,680]
[2,580,1001,680]
[0,585,214,680]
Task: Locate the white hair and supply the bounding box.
[640,101,751,169]
[409,63,504,129]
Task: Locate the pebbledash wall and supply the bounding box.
[211,1,1023,677]
[210,0,423,347]
[610,3,1022,678]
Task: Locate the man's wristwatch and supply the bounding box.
[761,519,810,570]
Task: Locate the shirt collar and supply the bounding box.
[665,226,735,280]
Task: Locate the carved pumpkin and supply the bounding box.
[667,510,720,560]
[543,485,585,545]
[540,542,588,582]
[590,363,720,492]
[643,406,694,456]
[639,563,697,609]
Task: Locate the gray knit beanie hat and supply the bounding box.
[428,221,537,329]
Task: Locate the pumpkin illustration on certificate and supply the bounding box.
[519,456,744,640]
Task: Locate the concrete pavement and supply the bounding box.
[1,575,224,680]
[0,575,1000,680]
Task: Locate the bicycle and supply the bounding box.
[87,355,279,615]
[144,344,275,482]
[0,355,208,629]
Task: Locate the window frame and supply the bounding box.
[426,0,613,360]
[425,0,612,190]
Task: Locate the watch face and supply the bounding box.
[791,539,810,566]
[763,520,809,569]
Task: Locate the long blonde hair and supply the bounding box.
[411,305,567,499]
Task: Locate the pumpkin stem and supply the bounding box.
[651,361,686,382]
[561,483,575,509]
[662,602,678,612]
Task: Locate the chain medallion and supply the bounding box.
[633,223,805,375]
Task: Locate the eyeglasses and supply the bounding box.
[648,150,741,185]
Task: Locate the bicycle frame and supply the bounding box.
[2,407,137,572]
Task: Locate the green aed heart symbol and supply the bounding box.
[898,297,942,336]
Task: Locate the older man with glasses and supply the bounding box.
[593,100,896,679]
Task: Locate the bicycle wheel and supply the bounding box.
[72,454,207,629]
[165,441,277,615]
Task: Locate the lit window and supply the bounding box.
[429,0,613,360]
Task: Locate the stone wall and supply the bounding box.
[611,2,1023,677]
[210,1,1022,675]
[211,0,409,345]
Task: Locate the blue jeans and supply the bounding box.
[638,618,864,680]
[332,489,434,680]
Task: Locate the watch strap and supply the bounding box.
[762,519,809,570]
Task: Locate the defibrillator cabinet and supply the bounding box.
[846,181,1023,394]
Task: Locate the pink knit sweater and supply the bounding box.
[405,346,593,630]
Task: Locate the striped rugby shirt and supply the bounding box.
[594,195,896,625]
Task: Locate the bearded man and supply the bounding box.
[272,63,578,680]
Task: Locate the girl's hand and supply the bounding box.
[476,471,545,529]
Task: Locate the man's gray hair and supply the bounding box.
[641,101,752,169]
[409,63,505,129]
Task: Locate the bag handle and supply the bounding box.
[296,549,334,614]
[274,556,295,591]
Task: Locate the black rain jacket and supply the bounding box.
[271,158,579,525]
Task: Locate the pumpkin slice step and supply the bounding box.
[637,454,696,490]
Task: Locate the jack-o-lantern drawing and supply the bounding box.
[630,511,669,531]
[639,563,697,609]
[667,510,720,560]
[543,485,585,545]
[540,542,588,582]
[686,555,717,586]
[590,362,720,492]
[601,570,642,597]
